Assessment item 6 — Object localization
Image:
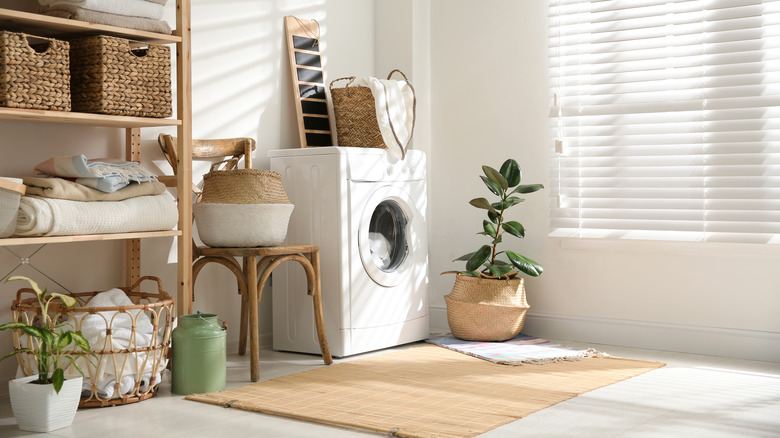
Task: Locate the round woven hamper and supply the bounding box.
[445,274,529,342]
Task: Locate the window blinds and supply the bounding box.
[548,0,780,244]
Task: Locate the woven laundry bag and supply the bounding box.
[194,168,293,247]
[444,274,529,342]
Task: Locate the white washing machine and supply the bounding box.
[268,146,429,357]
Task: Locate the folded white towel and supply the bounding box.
[139,373,162,392]
[37,0,165,19]
[351,76,415,160]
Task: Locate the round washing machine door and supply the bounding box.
[358,185,420,287]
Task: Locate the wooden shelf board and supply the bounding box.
[0,230,182,247]
[0,8,181,44]
[0,107,181,128]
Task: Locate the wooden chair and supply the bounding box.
[158,134,332,382]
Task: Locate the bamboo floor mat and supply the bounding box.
[186,345,665,438]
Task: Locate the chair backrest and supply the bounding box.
[157,134,257,174]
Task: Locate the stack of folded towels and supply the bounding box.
[15,154,178,237]
[37,0,171,34]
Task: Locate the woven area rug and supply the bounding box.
[186,345,664,438]
[426,333,606,365]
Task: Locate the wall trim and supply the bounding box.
[429,305,780,363]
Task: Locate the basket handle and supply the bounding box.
[379,74,416,160]
[128,276,165,295]
[329,76,357,96]
[387,69,409,81]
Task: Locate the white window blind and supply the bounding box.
[549,0,780,244]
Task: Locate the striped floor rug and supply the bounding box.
[426,333,606,365]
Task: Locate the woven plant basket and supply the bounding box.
[9,276,173,408]
[444,274,529,342]
[200,168,290,204]
[329,69,414,150]
[0,31,71,111]
[69,35,171,117]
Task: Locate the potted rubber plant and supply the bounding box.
[0,275,93,433]
[443,159,544,341]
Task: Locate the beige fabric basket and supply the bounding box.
[445,275,529,342]
[10,276,173,408]
[0,31,71,111]
[200,168,290,205]
[69,35,171,117]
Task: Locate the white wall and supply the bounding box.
[427,0,780,362]
[0,0,376,389]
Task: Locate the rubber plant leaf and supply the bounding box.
[466,245,492,272]
[480,175,502,196]
[506,251,543,277]
[482,165,508,190]
[492,196,524,211]
[511,183,545,195]
[469,197,498,215]
[499,159,522,187]
[453,251,476,262]
[482,220,497,238]
[502,221,525,238]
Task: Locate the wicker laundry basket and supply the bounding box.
[0,31,71,111]
[69,35,171,117]
[9,276,173,408]
[329,69,415,151]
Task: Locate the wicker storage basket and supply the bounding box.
[9,276,173,408]
[444,274,529,342]
[200,168,290,204]
[0,31,71,111]
[329,69,414,150]
[69,35,171,117]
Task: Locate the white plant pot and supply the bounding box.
[8,375,82,433]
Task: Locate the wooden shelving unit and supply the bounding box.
[0,2,193,316]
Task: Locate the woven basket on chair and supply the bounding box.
[0,31,71,111]
[69,35,171,117]
[444,274,529,342]
[200,169,290,204]
[195,167,294,247]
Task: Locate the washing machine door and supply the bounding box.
[358,185,419,287]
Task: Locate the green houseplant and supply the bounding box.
[1,275,93,432]
[444,159,544,341]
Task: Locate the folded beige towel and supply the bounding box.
[23,177,167,201]
[39,6,171,34]
[38,0,165,20]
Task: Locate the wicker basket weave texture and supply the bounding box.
[69,35,171,117]
[445,275,529,342]
[9,276,173,408]
[200,169,290,205]
[330,84,386,149]
[0,31,71,111]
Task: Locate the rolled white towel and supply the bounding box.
[83,375,134,399]
[138,373,162,392]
